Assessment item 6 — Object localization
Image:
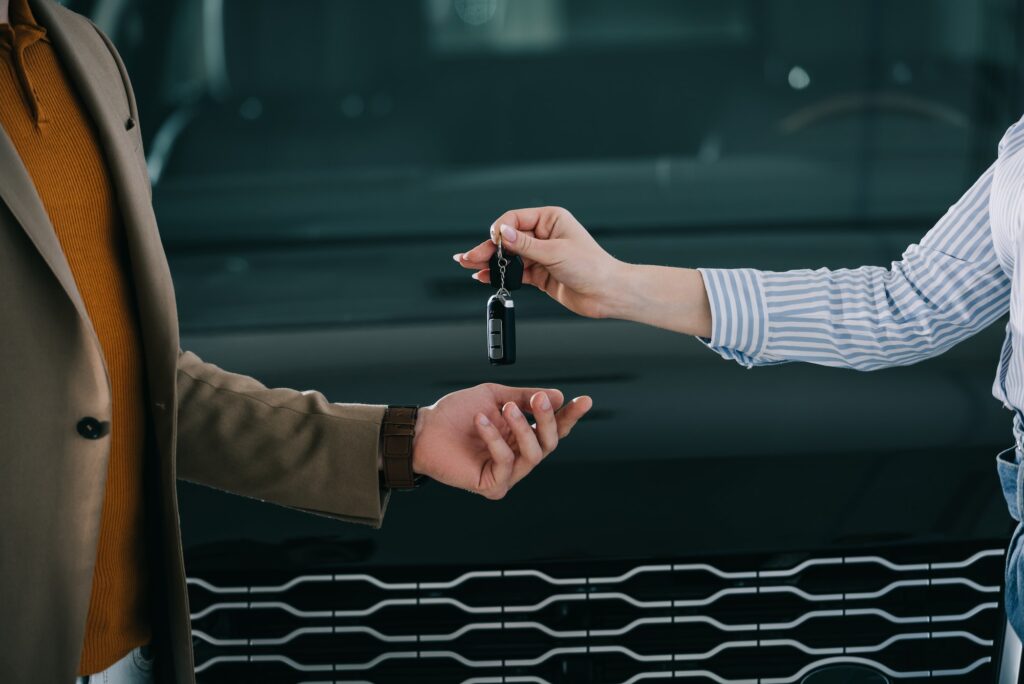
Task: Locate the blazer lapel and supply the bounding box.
[31,0,181,414]
[0,112,91,324]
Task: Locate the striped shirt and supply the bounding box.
[699,114,1024,446]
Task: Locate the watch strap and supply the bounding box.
[381,406,419,490]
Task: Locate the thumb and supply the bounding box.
[498,223,558,266]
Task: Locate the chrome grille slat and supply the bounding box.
[186,548,1006,595]
[190,546,1006,682]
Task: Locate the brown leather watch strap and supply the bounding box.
[380,406,420,490]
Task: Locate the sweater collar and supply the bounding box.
[8,0,41,29]
[1,0,48,49]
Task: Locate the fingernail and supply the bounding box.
[500,224,517,243]
[471,273,480,281]
[504,402,521,418]
[539,394,551,411]
[489,224,496,241]
[452,253,462,262]
[477,414,490,426]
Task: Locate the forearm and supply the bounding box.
[604,249,1008,372]
[176,351,389,527]
[604,263,712,337]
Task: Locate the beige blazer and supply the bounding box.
[0,2,389,681]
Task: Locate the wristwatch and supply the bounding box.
[380,406,426,490]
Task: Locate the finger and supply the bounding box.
[473,413,515,500]
[493,207,543,229]
[503,401,545,486]
[554,396,593,439]
[496,222,560,266]
[471,269,491,284]
[492,385,565,414]
[530,391,559,455]
[492,207,567,239]
[455,240,496,269]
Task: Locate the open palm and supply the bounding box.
[413,383,592,499]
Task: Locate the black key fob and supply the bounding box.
[489,250,524,290]
[486,293,516,365]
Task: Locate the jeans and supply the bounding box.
[74,646,153,684]
[997,445,1024,640]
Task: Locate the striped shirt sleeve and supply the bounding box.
[698,164,1012,371]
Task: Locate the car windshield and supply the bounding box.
[67,0,1024,332]
[98,0,1023,246]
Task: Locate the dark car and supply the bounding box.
[75,0,1024,680]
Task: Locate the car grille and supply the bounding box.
[188,542,1006,683]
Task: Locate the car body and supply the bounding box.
[70,0,1024,680]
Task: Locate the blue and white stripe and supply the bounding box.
[699,114,1024,440]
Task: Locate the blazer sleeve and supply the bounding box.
[175,350,390,528]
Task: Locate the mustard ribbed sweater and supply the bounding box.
[0,0,150,674]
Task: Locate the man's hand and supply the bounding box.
[412,383,592,500]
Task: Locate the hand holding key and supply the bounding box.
[455,207,624,319]
[453,206,713,337]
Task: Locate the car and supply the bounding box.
[76,0,1024,680]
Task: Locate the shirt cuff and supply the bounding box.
[997,446,1022,522]
[696,267,773,368]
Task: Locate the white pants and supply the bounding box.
[74,646,153,684]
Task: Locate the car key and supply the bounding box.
[486,234,517,365]
[486,292,515,365]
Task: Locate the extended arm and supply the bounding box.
[175,352,593,526]
[457,166,1010,371]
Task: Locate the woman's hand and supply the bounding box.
[453,206,713,336]
[453,207,625,319]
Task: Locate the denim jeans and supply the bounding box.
[997,445,1024,640]
[74,646,153,684]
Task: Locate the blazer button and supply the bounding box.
[77,417,110,440]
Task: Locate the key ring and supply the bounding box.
[496,231,510,298]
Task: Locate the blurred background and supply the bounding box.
[66,0,1024,681]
